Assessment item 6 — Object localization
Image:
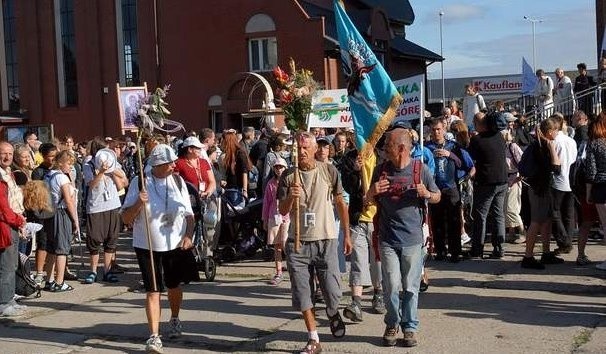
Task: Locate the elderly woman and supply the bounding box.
[122,144,197,353]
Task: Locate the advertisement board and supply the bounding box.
[308,89,353,128]
[393,74,424,121]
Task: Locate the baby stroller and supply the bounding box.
[218,190,268,262]
[185,182,219,281]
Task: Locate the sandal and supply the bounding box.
[102,272,119,283]
[51,282,74,292]
[84,272,97,284]
[300,339,322,354]
[327,311,346,338]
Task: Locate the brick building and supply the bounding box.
[0,0,440,141]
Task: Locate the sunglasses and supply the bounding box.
[274,165,286,169]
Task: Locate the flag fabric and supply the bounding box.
[334,0,403,223]
[522,57,537,95]
[333,0,402,158]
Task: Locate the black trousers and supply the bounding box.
[429,188,462,257]
[551,188,575,248]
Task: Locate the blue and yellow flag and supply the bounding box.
[334,0,402,220]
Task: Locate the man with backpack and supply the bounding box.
[366,127,440,347]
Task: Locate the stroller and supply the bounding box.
[217,190,268,262]
[185,182,219,281]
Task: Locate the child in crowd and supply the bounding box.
[262,157,290,285]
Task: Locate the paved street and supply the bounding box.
[1,234,605,354]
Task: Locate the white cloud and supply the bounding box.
[421,3,486,25]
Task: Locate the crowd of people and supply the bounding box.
[1,97,606,353]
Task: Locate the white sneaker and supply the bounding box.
[461,233,471,246]
[0,304,25,317]
[145,335,163,353]
[596,261,606,271]
[167,317,182,339]
[8,299,27,310]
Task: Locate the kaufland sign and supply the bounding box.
[472,76,523,94]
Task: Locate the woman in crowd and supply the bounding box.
[22,180,54,259]
[12,145,34,186]
[219,129,251,208]
[585,113,606,270]
[450,120,475,245]
[502,129,525,244]
[121,144,196,353]
[174,136,216,198]
[43,150,79,291]
[521,118,561,269]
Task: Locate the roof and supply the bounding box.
[300,1,441,62]
[391,36,443,62]
[359,0,415,25]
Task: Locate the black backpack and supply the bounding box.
[570,142,587,194]
[15,253,41,298]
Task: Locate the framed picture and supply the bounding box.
[116,83,147,133]
[1,124,54,145]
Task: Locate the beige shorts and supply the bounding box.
[267,217,290,247]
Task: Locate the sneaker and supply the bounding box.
[521,256,545,269]
[382,326,399,347]
[576,255,592,266]
[43,281,57,291]
[269,273,283,286]
[461,233,471,245]
[554,245,573,255]
[489,248,504,259]
[145,335,163,353]
[596,261,606,271]
[371,293,386,314]
[343,301,363,322]
[0,303,25,317]
[513,235,526,244]
[167,317,182,339]
[34,274,44,287]
[403,331,418,347]
[540,252,565,264]
[7,299,27,311]
[299,339,322,354]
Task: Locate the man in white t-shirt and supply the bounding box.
[550,114,577,255]
[462,84,486,130]
[534,69,554,116]
[122,144,195,354]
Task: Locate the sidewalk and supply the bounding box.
[0,234,605,353]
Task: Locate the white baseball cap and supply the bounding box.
[182,136,203,149]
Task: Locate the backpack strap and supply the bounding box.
[412,159,422,185]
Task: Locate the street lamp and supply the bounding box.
[523,16,543,71]
[439,11,445,108]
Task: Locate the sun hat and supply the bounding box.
[94,148,117,173]
[272,157,288,168]
[182,136,203,149]
[148,144,178,167]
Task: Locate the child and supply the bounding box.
[262,157,290,285]
[22,180,54,284]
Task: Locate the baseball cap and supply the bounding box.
[148,144,178,167]
[182,136,203,149]
[272,157,288,168]
[387,120,412,132]
[503,112,516,122]
[316,136,331,145]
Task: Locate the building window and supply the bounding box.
[1,0,18,112]
[55,0,78,106]
[248,37,277,72]
[117,0,139,86]
[374,39,388,70]
[245,14,277,72]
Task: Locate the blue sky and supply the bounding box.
[407,0,597,79]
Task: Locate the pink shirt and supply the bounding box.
[262,177,289,223]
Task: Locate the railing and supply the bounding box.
[504,83,606,128]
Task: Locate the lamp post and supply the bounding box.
[439,11,445,107]
[523,16,543,71]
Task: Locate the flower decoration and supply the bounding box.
[134,85,172,132]
[273,58,319,131]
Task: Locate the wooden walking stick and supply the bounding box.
[136,134,158,292]
[292,138,301,252]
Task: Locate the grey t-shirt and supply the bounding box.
[277,162,343,242]
[372,161,438,248]
[83,161,122,214]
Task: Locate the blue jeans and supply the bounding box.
[380,243,424,332]
[471,183,507,256]
[0,229,19,304]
